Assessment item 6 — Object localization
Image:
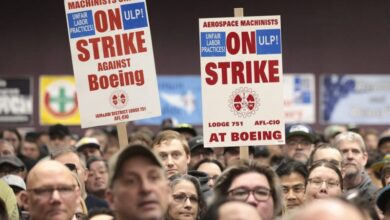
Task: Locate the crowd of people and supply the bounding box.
[0,122,390,220]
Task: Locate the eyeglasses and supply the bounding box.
[282,184,305,194]
[27,185,77,198]
[172,193,199,204]
[228,186,271,202]
[64,163,77,172]
[307,178,340,188]
[286,140,312,148]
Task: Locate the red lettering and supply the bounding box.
[226,32,240,55]
[241,31,256,54]
[94,8,122,33]
[76,40,90,62]
[268,60,279,82]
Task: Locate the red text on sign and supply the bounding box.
[205,60,279,85]
[76,31,146,61]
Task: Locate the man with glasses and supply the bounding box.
[20,160,81,220]
[213,160,282,220]
[283,124,316,164]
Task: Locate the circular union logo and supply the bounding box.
[229,87,260,118]
[109,90,128,109]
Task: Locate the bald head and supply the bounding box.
[23,160,80,220]
[27,160,75,187]
[288,198,364,220]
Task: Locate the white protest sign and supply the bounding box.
[64,0,161,128]
[199,16,285,147]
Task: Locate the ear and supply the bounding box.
[362,151,368,167]
[19,191,29,211]
[186,154,191,166]
[105,188,115,211]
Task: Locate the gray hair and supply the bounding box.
[334,131,366,152]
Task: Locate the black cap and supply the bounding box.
[173,123,197,137]
[376,185,390,212]
[48,124,70,139]
[285,124,315,142]
[188,136,212,152]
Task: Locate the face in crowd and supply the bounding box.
[305,162,343,201]
[196,161,222,188]
[20,141,41,160]
[168,178,200,220]
[106,155,170,220]
[21,160,80,220]
[86,159,108,197]
[280,171,305,210]
[335,132,368,178]
[152,131,190,178]
[284,135,314,164]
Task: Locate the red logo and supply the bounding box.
[229,87,259,118]
[110,90,128,109]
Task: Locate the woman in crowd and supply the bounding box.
[305,160,343,201]
[194,158,224,189]
[213,160,282,220]
[167,174,206,220]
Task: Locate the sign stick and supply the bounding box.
[233,7,250,160]
[116,122,129,148]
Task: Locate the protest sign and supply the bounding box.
[320,74,390,124]
[64,0,161,128]
[0,77,33,124]
[284,74,315,124]
[199,12,285,148]
[39,75,80,125]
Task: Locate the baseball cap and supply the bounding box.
[173,123,197,137]
[188,136,213,152]
[285,124,315,142]
[0,156,25,169]
[75,137,101,152]
[108,144,163,187]
[371,154,390,173]
[376,185,390,212]
[48,124,70,139]
[1,174,26,190]
[378,129,390,148]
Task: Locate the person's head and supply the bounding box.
[194,158,224,188]
[362,128,379,151]
[1,129,22,152]
[202,199,263,220]
[48,124,71,151]
[86,157,108,197]
[284,124,315,164]
[323,125,347,144]
[0,139,16,157]
[152,130,190,178]
[213,160,282,220]
[376,186,390,219]
[51,148,88,183]
[173,123,197,141]
[188,136,215,169]
[128,131,153,147]
[378,129,390,155]
[381,163,390,187]
[276,159,307,210]
[2,174,26,208]
[20,160,81,220]
[334,131,368,178]
[167,174,206,220]
[106,144,170,220]
[307,143,343,170]
[288,198,365,220]
[305,160,343,202]
[223,147,254,167]
[75,137,103,160]
[20,140,41,160]
[0,156,25,178]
